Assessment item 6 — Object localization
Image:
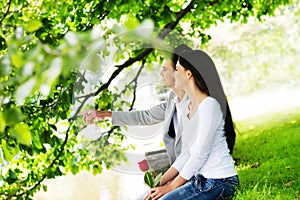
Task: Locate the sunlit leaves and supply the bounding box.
[9,123,32,146]
[92,164,102,175]
[0,112,6,132]
[1,140,19,162]
[24,19,43,33]
[95,89,113,110]
[0,56,11,78]
[31,133,43,150]
[3,107,24,126]
[15,78,36,105]
[0,36,6,50]
[11,53,24,68]
[5,169,18,185]
[124,15,140,30]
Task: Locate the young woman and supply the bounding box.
[143,49,239,200]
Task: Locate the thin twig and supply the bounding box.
[129,59,146,111]
[0,0,12,25]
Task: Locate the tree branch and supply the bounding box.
[129,59,146,111]
[94,0,196,97]
[158,0,196,38]
[72,0,197,123]
[0,0,12,25]
[8,120,73,199]
[29,120,73,191]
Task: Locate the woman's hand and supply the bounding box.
[143,185,172,200]
[79,110,112,124]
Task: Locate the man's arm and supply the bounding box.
[112,102,167,126]
[80,92,176,126]
[79,101,167,125]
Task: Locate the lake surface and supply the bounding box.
[34,170,148,200]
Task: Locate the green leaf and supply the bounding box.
[0,112,6,132]
[0,57,11,77]
[92,165,102,175]
[15,78,36,105]
[6,169,18,184]
[32,134,43,149]
[124,15,140,30]
[0,36,6,50]
[3,108,24,126]
[10,123,32,146]
[25,19,43,32]
[153,172,162,187]
[11,53,23,68]
[144,171,154,188]
[1,140,18,162]
[42,184,48,192]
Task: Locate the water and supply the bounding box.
[34,170,148,200]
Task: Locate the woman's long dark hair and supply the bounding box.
[171,44,192,70]
[177,49,236,154]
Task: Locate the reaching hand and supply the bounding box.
[79,110,112,124]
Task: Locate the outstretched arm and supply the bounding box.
[79,110,112,124]
[111,102,167,126]
[79,101,167,126]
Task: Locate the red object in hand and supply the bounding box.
[138,159,149,172]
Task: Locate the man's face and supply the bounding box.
[174,61,189,90]
[160,60,175,88]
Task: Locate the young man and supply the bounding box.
[80,44,191,165]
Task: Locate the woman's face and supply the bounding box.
[160,59,175,88]
[174,61,189,90]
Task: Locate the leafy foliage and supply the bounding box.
[0,0,294,198]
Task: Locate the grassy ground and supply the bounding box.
[232,107,300,199]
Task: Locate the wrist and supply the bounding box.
[169,183,177,191]
[160,174,169,186]
[166,183,177,193]
[96,111,112,118]
[160,179,166,186]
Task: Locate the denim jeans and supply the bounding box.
[160,174,239,200]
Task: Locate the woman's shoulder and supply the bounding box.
[202,96,220,105]
[199,96,222,112]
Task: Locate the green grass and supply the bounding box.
[232,107,300,200]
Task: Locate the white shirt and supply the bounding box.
[173,94,188,136]
[172,97,237,180]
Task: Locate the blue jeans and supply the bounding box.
[160,174,239,200]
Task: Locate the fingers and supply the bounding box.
[78,110,88,116]
[79,110,96,124]
[143,190,152,200]
[150,188,162,200]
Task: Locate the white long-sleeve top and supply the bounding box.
[172,97,237,180]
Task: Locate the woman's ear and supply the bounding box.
[186,70,192,79]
